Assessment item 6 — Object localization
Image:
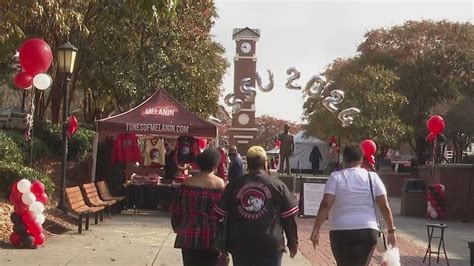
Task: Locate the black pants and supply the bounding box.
[182,249,219,266]
[311,162,320,176]
[329,229,378,266]
[232,252,283,266]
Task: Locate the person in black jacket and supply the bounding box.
[309,145,323,176]
[214,146,298,266]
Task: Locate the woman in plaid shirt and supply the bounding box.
[171,148,225,266]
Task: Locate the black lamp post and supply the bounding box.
[56,42,78,211]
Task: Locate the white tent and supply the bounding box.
[289,130,328,172]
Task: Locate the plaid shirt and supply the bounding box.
[171,185,223,250]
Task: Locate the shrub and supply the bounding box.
[68,127,95,161]
[0,130,24,163]
[0,161,54,198]
[3,130,51,164]
[34,121,95,160]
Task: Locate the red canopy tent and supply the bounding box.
[96,89,217,138]
[91,89,216,181]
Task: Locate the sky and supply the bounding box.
[211,1,473,123]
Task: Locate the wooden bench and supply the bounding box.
[96,181,125,203]
[65,186,105,233]
[81,183,117,218]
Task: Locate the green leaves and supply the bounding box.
[304,20,473,157]
[1,0,226,123]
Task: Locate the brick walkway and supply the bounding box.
[296,217,455,266]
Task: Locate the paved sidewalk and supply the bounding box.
[0,211,310,265]
[296,197,474,265]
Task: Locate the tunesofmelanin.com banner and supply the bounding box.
[126,123,189,134]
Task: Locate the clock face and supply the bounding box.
[240,42,252,54]
[238,113,250,125]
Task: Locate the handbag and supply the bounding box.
[213,216,227,253]
[368,172,387,253]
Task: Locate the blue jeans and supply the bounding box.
[232,252,283,266]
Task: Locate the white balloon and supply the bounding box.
[430,210,438,219]
[29,201,45,214]
[22,192,36,206]
[17,179,32,193]
[427,206,434,213]
[427,201,432,207]
[33,73,53,91]
[35,213,46,225]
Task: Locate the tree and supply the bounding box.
[443,99,474,162]
[357,20,473,163]
[254,115,301,150]
[304,62,410,156]
[0,0,228,124]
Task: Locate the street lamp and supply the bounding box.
[56,41,78,211]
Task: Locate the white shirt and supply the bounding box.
[324,167,386,231]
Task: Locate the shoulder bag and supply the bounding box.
[213,215,227,253]
[368,171,387,253]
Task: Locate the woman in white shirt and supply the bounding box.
[310,144,397,266]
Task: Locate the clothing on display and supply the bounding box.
[143,137,166,167]
[111,133,141,163]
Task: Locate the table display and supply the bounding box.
[126,183,179,211]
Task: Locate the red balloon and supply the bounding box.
[360,139,377,156]
[9,191,22,205]
[19,38,53,76]
[197,138,207,150]
[431,200,438,208]
[11,181,19,193]
[67,115,78,138]
[28,222,43,237]
[426,115,445,135]
[30,180,45,196]
[14,72,33,89]
[22,211,37,226]
[36,192,48,204]
[9,232,22,246]
[34,233,46,246]
[426,133,437,143]
[14,202,29,216]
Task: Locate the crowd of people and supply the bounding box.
[170,144,397,266]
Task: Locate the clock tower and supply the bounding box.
[229,27,260,155]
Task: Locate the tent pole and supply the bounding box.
[91,132,99,182]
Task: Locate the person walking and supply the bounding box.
[227,145,244,182]
[309,145,323,176]
[214,146,299,266]
[171,148,226,266]
[310,144,397,266]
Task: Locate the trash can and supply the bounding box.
[400,179,426,217]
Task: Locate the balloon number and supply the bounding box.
[239,78,257,102]
[286,67,360,127]
[322,90,345,113]
[285,67,302,90]
[256,70,274,92]
[304,75,326,99]
[223,67,361,127]
[224,93,243,113]
[8,179,48,248]
[337,107,361,127]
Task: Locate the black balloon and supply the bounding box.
[437,134,446,143]
[10,213,22,224]
[13,223,27,234]
[21,234,36,249]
